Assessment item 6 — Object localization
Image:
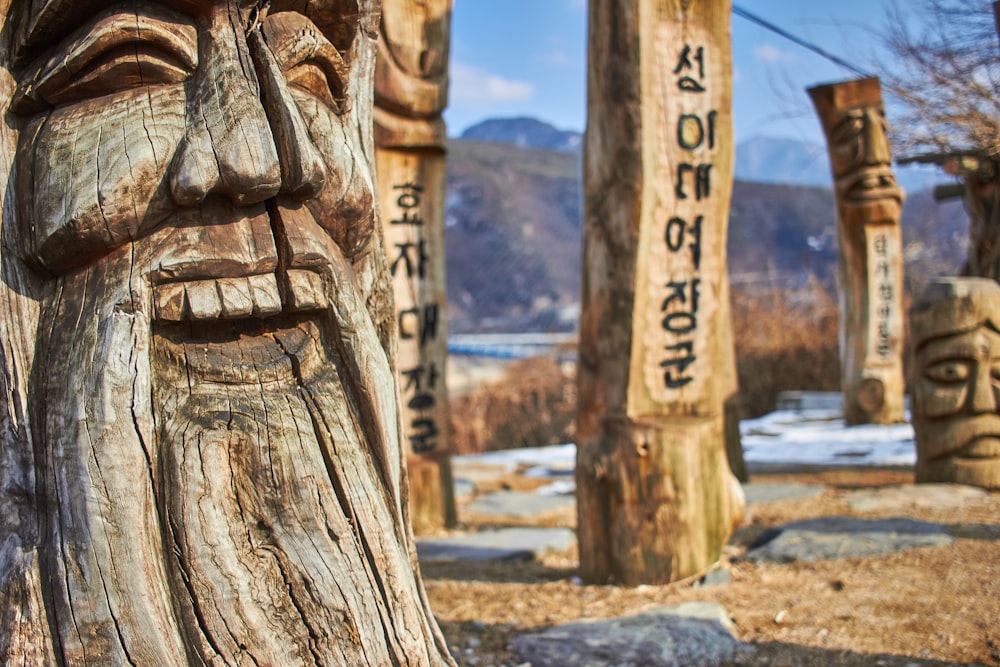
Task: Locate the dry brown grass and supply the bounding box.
[448,357,576,455]
[731,279,841,417]
[448,279,843,452]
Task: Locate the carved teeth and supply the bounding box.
[217,277,255,318]
[285,269,328,312]
[246,274,282,317]
[154,274,285,322]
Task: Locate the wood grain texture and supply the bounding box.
[0,2,455,664]
[808,78,906,426]
[577,0,744,586]
[375,0,456,534]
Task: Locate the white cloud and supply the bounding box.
[753,44,795,64]
[543,48,576,67]
[450,62,535,104]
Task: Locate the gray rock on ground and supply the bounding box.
[742,482,826,504]
[510,602,751,667]
[467,490,576,517]
[417,527,576,562]
[742,517,953,563]
[842,484,989,513]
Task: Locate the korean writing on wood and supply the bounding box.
[659,42,717,393]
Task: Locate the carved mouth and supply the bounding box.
[838,167,901,202]
[153,269,327,322]
[956,436,1000,460]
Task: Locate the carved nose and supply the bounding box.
[170,13,282,207]
[970,363,998,414]
[248,30,327,199]
[861,109,890,166]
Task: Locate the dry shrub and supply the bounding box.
[732,278,841,417]
[447,279,841,451]
[448,357,576,454]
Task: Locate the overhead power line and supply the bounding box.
[732,4,873,79]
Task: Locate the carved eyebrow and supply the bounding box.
[262,13,350,85]
[14,6,197,110]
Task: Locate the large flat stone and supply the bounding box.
[510,602,751,667]
[467,490,575,517]
[843,484,990,513]
[742,482,825,504]
[742,517,953,563]
[416,527,576,563]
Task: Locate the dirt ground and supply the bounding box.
[422,467,1000,666]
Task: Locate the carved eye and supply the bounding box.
[284,59,346,112]
[45,45,192,105]
[13,10,198,113]
[830,115,864,145]
[924,360,971,384]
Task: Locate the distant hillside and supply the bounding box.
[457,117,940,192]
[446,139,582,332]
[444,132,967,333]
[460,117,582,153]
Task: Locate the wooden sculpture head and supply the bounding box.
[911,278,1000,490]
[808,76,902,212]
[0,2,452,663]
[12,0,377,279]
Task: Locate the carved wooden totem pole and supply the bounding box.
[577,0,744,585]
[808,77,906,426]
[911,278,1000,490]
[0,2,455,664]
[375,0,456,534]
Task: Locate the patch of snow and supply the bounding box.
[535,480,577,496]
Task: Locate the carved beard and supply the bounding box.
[33,206,440,665]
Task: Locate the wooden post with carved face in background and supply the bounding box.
[808,77,906,426]
[577,0,745,585]
[375,0,456,534]
[911,277,1000,490]
[0,1,455,664]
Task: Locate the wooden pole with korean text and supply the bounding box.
[375,0,457,533]
[808,78,906,426]
[576,0,745,585]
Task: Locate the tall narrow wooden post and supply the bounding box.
[375,0,457,533]
[577,0,744,585]
[808,78,906,426]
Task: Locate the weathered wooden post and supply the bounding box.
[375,0,456,534]
[911,277,1000,490]
[0,2,455,663]
[808,77,906,426]
[576,0,745,585]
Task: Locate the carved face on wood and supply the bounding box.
[375,0,451,116]
[808,77,902,208]
[13,0,375,316]
[912,279,1000,489]
[0,3,453,662]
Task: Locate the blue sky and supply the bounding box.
[445,0,904,146]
